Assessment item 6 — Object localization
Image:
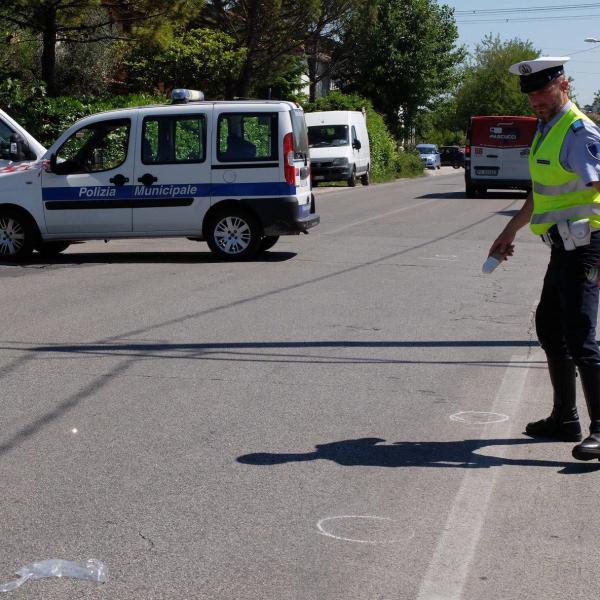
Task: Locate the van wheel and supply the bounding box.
[206,208,261,260]
[348,169,357,187]
[361,171,370,186]
[465,184,477,198]
[0,208,36,260]
[259,236,279,252]
[37,241,71,256]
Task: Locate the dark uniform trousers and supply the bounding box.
[533,226,600,448]
[536,227,600,365]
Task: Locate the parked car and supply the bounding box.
[306,110,370,186]
[416,144,441,169]
[464,115,537,197]
[0,108,45,168]
[439,145,465,168]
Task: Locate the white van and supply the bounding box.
[0,108,45,168]
[0,90,319,261]
[305,110,370,186]
[465,115,537,197]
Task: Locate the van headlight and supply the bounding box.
[332,158,349,166]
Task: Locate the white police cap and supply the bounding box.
[508,56,570,93]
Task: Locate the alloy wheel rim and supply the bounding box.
[0,217,25,255]
[214,216,251,254]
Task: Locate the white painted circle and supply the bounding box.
[223,170,236,183]
[317,515,414,544]
[450,411,509,424]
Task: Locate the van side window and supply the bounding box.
[56,119,130,173]
[217,113,278,162]
[142,115,206,164]
[351,125,358,145]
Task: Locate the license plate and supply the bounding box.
[476,168,498,176]
[314,175,325,181]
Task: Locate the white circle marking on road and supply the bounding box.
[316,515,415,544]
[449,411,509,424]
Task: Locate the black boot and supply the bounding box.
[525,357,582,442]
[572,363,600,460]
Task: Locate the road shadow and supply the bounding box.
[238,437,600,474]
[1,250,297,266]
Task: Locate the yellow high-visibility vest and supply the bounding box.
[529,104,600,235]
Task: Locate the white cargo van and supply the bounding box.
[465,115,537,197]
[0,90,319,261]
[305,110,370,186]
[0,108,45,168]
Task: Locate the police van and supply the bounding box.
[0,90,318,260]
[465,115,537,197]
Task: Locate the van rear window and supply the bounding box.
[470,117,537,148]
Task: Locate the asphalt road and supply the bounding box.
[2,168,599,599]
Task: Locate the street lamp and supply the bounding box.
[584,37,600,42]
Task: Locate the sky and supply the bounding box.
[443,1,600,107]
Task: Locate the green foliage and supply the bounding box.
[336,0,465,141]
[0,79,164,147]
[197,0,321,97]
[304,91,423,181]
[452,35,539,129]
[126,28,246,98]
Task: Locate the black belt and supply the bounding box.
[541,224,600,248]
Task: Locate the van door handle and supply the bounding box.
[109,174,129,186]
[137,173,158,185]
[486,154,498,158]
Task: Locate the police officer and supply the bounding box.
[489,57,600,461]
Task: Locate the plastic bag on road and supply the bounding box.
[0,559,107,592]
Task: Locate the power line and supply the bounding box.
[455,3,600,15]
[457,13,600,23]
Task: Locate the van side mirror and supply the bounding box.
[9,134,29,162]
[353,139,362,150]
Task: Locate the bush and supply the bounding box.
[303,91,422,182]
[0,79,165,147]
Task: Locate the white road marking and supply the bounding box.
[317,515,415,544]
[449,411,510,424]
[416,352,538,600]
[323,198,439,235]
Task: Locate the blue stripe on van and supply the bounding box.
[42,182,296,202]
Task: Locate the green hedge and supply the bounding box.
[303,91,423,181]
[0,79,164,147]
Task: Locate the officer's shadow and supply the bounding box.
[237,437,600,474]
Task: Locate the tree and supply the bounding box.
[126,28,246,98]
[197,0,321,98]
[304,0,361,102]
[452,35,539,130]
[0,0,203,96]
[336,0,465,144]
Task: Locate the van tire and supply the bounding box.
[465,184,477,198]
[259,236,279,252]
[37,241,71,256]
[206,207,261,260]
[361,170,370,186]
[348,169,357,187]
[0,207,37,261]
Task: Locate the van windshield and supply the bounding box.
[416,144,437,154]
[290,109,309,159]
[308,125,349,148]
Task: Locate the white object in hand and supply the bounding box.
[482,253,503,274]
